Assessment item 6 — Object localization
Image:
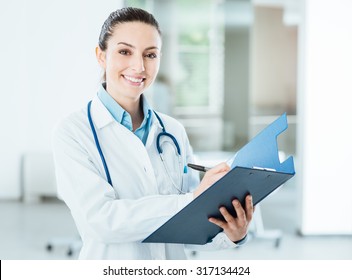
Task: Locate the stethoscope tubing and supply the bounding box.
[87,101,113,186]
[87,100,182,190]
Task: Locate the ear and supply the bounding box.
[95,46,106,68]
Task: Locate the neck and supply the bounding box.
[107,91,144,131]
[124,99,144,131]
[105,83,145,130]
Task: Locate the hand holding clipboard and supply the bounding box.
[143,113,295,245]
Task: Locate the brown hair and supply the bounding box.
[98,7,161,51]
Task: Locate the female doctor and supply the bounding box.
[52,7,254,260]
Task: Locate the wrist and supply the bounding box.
[233,234,248,245]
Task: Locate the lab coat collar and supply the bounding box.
[150,111,164,131]
[144,111,165,150]
[90,95,164,132]
[90,95,116,129]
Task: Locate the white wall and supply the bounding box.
[297,0,352,234]
[0,0,122,199]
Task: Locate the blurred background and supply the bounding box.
[0,0,351,259]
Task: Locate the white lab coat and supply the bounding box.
[52,95,238,260]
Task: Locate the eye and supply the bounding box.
[145,53,158,59]
[118,49,131,56]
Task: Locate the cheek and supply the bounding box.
[106,61,122,72]
[105,53,126,72]
[148,61,160,77]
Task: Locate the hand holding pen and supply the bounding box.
[187,163,211,172]
[192,162,229,198]
[187,153,235,172]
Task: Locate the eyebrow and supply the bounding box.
[117,42,159,51]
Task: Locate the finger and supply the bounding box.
[232,199,246,221]
[207,162,230,175]
[219,206,235,224]
[208,217,227,229]
[209,171,230,184]
[245,195,254,221]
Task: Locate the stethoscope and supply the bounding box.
[87,100,185,193]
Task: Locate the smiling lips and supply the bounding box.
[123,74,146,86]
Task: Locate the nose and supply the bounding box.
[131,55,145,73]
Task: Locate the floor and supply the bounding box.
[1,177,352,260]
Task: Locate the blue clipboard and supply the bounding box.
[143,113,295,245]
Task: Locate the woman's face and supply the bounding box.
[97,21,161,102]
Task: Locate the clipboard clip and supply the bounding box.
[252,166,276,172]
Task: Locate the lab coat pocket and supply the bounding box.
[164,169,183,194]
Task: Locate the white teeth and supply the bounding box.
[124,75,144,83]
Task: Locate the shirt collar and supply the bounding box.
[97,83,125,124]
[97,83,153,129]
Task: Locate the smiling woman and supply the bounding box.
[51,7,254,260]
[95,10,162,128]
[95,21,162,130]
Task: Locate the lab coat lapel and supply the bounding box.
[90,97,162,195]
[90,95,115,129]
[145,115,163,151]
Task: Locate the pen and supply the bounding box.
[187,163,211,172]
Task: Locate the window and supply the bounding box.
[125,0,224,115]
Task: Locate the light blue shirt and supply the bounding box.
[97,84,153,145]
